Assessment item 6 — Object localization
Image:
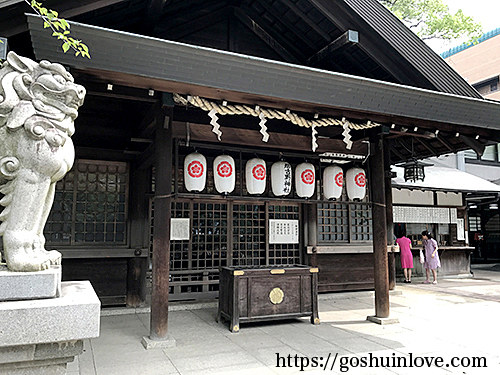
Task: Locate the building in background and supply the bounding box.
[434,30,500,260]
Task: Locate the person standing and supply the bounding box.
[422,230,440,284]
[396,232,413,283]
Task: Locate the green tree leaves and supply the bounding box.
[380,0,482,42]
[29,0,90,58]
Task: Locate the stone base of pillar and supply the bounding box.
[141,334,177,350]
[366,315,400,325]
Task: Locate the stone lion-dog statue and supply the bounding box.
[0,52,85,271]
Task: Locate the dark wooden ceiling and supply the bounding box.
[1,0,495,164]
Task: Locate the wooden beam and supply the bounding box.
[414,136,439,157]
[233,7,302,63]
[228,12,238,51]
[387,142,406,161]
[141,0,170,35]
[459,135,486,157]
[277,0,332,41]
[307,30,358,65]
[396,137,419,158]
[308,0,436,89]
[135,142,155,170]
[435,134,455,153]
[172,121,367,154]
[161,6,231,40]
[242,2,313,48]
[138,101,162,139]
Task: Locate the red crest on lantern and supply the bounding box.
[252,164,266,180]
[217,161,233,178]
[354,172,365,187]
[301,169,315,185]
[187,160,204,178]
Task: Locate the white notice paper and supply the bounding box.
[269,219,299,244]
[456,218,465,241]
[170,218,190,240]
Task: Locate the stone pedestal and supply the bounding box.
[0,281,100,374]
[0,265,61,301]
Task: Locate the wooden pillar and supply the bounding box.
[126,166,150,307]
[384,140,396,290]
[371,135,390,318]
[305,203,318,267]
[150,93,174,341]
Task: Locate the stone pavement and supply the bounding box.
[67,264,500,375]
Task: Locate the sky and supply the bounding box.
[426,0,500,53]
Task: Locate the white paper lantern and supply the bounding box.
[184,152,207,192]
[271,161,292,196]
[346,167,366,201]
[246,158,266,195]
[295,162,315,198]
[214,155,235,194]
[323,165,343,200]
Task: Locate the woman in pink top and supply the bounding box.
[396,232,413,283]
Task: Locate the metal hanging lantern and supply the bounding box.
[400,159,433,182]
[398,137,433,182]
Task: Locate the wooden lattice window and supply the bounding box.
[170,201,190,271]
[232,203,266,266]
[192,202,229,269]
[268,204,301,265]
[45,160,129,245]
[151,198,303,300]
[350,203,373,242]
[44,170,74,244]
[318,203,349,242]
[318,202,372,244]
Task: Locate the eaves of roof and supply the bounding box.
[343,0,481,99]
[27,15,500,132]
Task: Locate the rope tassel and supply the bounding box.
[208,108,222,141]
[311,125,318,152]
[259,112,269,142]
[342,118,353,150]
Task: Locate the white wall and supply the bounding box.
[436,192,463,206]
[392,188,434,205]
